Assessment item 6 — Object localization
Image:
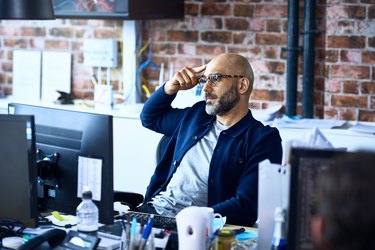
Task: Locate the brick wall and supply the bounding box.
[0,19,123,99]
[0,0,374,121]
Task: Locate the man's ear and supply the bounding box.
[311,215,324,247]
[238,77,251,94]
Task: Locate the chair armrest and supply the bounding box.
[114,191,144,210]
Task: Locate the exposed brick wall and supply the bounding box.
[0,19,123,99]
[0,0,374,121]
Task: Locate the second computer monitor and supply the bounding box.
[0,114,38,228]
[8,103,114,225]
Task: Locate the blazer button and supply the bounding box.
[192,135,198,141]
[173,160,178,166]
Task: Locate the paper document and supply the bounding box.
[77,156,102,201]
[273,116,346,129]
[348,122,375,134]
[12,50,42,101]
[42,51,71,102]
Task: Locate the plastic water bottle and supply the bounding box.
[76,190,99,234]
[270,207,287,250]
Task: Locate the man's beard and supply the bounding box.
[205,83,240,116]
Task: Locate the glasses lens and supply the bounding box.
[198,76,207,85]
[208,74,222,83]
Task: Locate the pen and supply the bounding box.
[129,217,138,250]
[138,214,154,250]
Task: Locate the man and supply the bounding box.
[139,53,282,226]
[311,152,375,250]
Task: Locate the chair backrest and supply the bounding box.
[156,135,171,164]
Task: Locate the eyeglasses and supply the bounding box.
[197,74,244,87]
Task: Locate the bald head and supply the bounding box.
[206,53,254,94]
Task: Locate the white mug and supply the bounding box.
[176,206,225,250]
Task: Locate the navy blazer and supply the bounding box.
[140,86,282,226]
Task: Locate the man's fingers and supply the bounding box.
[193,64,207,74]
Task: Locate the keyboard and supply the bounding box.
[124,211,177,230]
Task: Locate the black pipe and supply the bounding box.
[285,0,299,117]
[302,0,316,118]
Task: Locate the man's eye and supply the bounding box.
[212,75,220,81]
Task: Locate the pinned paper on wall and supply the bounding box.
[42,51,71,102]
[12,50,42,101]
[77,156,102,201]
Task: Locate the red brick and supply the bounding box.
[327,36,365,49]
[331,95,368,108]
[94,29,120,39]
[178,44,196,55]
[369,36,375,48]
[250,89,284,101]
[248,19,266,32]
[225,18,250,31]
[185,3,199,16]
[192,17,222,29]
[324,108,339,119]
[359,110,375,122]
[331,65,370,79]
[255,5,287,18]
[339,109,357,121]
[264,47,279,59]
[266,20,282,32]
[227,46,262,59]
[201,3,231,16]
[325,79,342,93]
[233,4,254,17]
[267,61,285,74]
[316,49,338,62]
[1,62,12,72]
[327,5,365,19]
[340,50,361,63]
[152,43,177,55]
[201,31,232,43]
[4,38,28,48]
[362,51,375,64]
[21,27,46,36]
[45,40,69,50]
[233,32,255,44]
[361,82,375,94]
[167,31,198,42]
[49,27,74,38]
[369,5,375,18]
[0,26,19,36]
[255,34,287,45]
[196,45,225,56]
[170,57,203,69]
[343,81,359,94]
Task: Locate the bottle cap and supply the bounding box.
[82,190,92,199]
[218,229,235,238]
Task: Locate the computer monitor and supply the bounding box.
[0,114,38,228]
[8,103,114,225]
[287,147,369,250]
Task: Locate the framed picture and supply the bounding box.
[52,0,129,19]
[52,0,185,20]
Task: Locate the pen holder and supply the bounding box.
[94,85,113,109]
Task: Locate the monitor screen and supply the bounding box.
[287,148,371,250]
[8,103,114,225]
[0,114,38,228]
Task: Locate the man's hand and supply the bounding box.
[164,64,206,95]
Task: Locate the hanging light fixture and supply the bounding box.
[0,0,55,20]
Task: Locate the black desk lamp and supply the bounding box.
[0,0,55,20]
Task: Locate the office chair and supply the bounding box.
[113,135,170,211]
